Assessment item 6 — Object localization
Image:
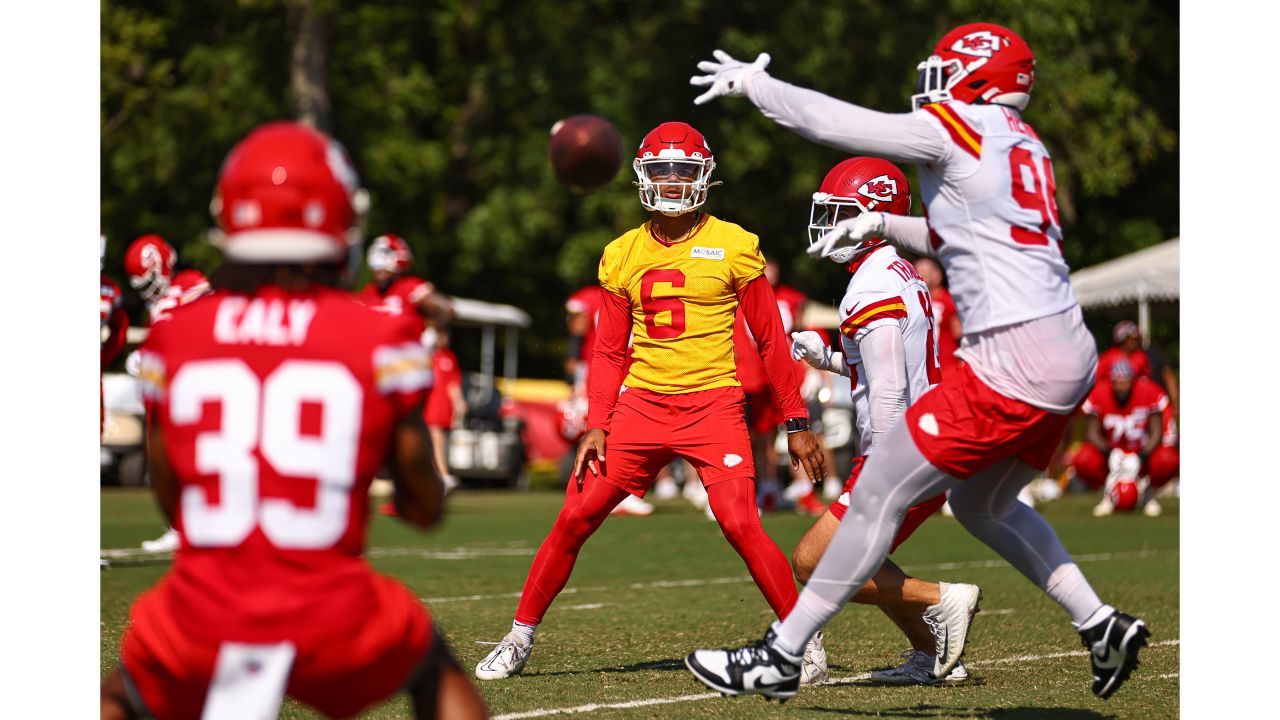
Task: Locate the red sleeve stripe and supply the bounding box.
[840,298,908,336]
[923,103,982,159]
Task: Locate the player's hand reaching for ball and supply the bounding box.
[690,50,771,105]
[787,430,826,485]
[572,428,608,490]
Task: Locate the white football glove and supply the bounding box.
[690,50,771,106]
[808,212,886,264]
[790,331,849,377]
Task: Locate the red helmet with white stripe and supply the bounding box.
[632,122,718,216]
[367,233,413,274]
[124,234,177,302]
[808,157,911,264]
[211,121,368,264]
[911,23,1035,111]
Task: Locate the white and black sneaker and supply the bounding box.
[685,626,801,701]
[869,650,969,685]
[800,631,828,686]
[475,631,533,680]
[923,582,981,680]
[1078,609,1150,699]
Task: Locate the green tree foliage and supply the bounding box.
[102,0,1178,376]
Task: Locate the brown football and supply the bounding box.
[548,115,624,193]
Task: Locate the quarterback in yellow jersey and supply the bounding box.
[475,122,826,680]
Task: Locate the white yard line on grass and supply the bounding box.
[422,548,1168,604]
[491,639,1181,720]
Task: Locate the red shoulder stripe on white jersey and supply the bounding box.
[840,297,908,336]
[922,103,982,159]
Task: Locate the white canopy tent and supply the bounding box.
[1069,237,1179,343]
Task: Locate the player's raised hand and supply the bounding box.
[572,428,608,490]
[690,50,771,105]
[809,212,885,262]
[787,430,826,485]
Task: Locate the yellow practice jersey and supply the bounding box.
[598,214,765,394]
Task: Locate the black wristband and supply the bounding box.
[785,417,810,434]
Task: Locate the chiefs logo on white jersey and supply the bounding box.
[951,30,1007,58]
[857,175,899,203]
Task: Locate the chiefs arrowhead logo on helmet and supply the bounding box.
[857,176,900,204]
[951,30,1008,58]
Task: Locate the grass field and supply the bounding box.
[101,488,1179,719]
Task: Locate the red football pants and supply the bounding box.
[1070,443,1180,490]
[513,475,797,625]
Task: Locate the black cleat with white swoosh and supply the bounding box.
[685,626,801,701]
[1079,610,1150,699]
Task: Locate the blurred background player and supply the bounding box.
[475,121,825,681]
[1099,319,1180,449]
[912,257,962,375]
[101,235,129,434]
[423,325,466,493]
[788,157,980,686]
[687,23,1148,701]
[1072,358,1178,517]
[734,256,811,511]
[124,233,214,553]
[563,284,656,515]
[99,121,487,720]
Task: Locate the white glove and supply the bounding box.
[1106,449,1141,481]
[690,50,771,106]
[790,331,849,377]
[808,212,885,264]
[125,350,142,378]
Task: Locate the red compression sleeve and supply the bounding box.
[102,309,129,368]
[585,289,631,432]
[740,276,807,419]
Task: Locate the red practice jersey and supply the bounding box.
[566,285,602,363]
[929,286,960,374]
[355,276,438,336]
[135,286,432,644]
[734,283,807,394]
[425,347,462,429]
[1081,376,1168,453]
[101,274,129,369]
[1096,346,1151,381]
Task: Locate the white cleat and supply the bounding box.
[610,493,655,516]
[1092,495,1115,517]
[924,582,981,680]
[801,631,828,685]
[475,632,533,680]
[870,650,969,684]
[141,527,180,553]
[442,474,460,494]
[683,479,709,510]
[821,477,841,500]
[1142,497,1162,517]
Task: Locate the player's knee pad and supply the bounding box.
[1070,444,1108,489]
[1146,446,1179,487]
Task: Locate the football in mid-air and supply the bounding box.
[549,114,623,193]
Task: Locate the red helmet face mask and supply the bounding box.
[124,234,177,302]
[367,233,413,275]
[911,23,1035,111]
[632,122,719,216]
[808,157,911,264]
[211,121,368,264]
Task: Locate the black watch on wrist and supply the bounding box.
[785,417,810,434]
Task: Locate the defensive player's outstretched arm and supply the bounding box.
[389,407,446,529]
[881,215,936,258]
[857,325,910,452]
[743,74,948,165]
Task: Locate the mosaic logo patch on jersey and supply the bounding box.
[858,175,899,204]
[690,246,725,261]
[952,30,1007,58]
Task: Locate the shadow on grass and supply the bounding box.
[809,704,1113,719]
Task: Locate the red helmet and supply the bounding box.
[808,157,911,264]
[367,233,413,274]
[632,121,718,216]
[1108,478,1141,513]
[911,23,1035,111]
[124,234,177,302]
[211,121,367,263]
